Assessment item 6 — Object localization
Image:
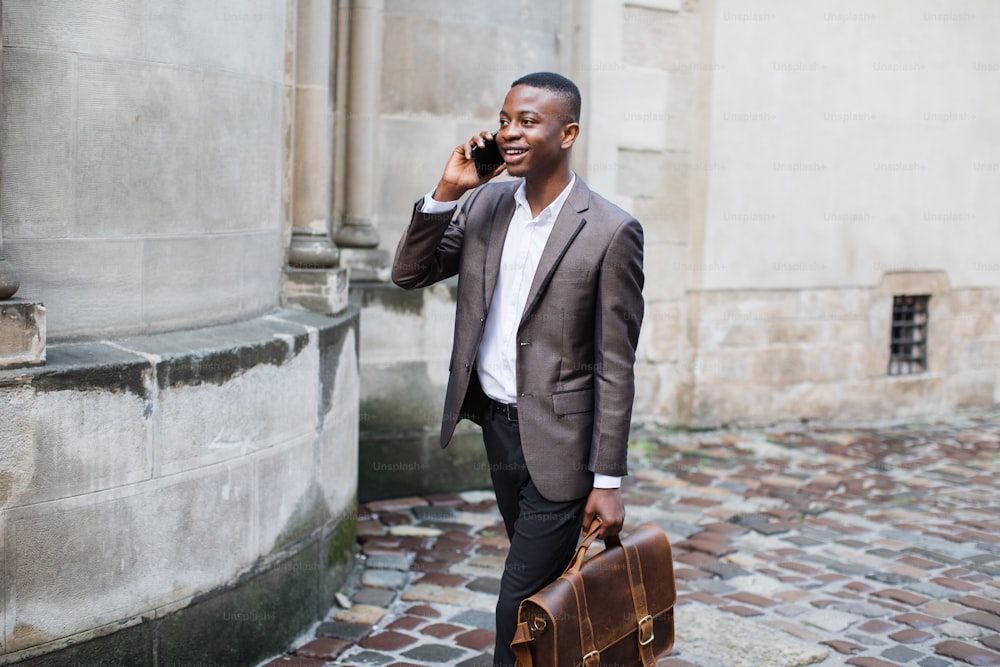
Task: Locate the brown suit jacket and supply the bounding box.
[392,178,644,502]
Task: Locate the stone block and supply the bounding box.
[318,324,360,517]
[356,282,456,369]
[139,235,250,332]
[623,3,691,71]
[75,57,200,236]
[699,320,768,348]
[3,238,144,340]
[944,371,995,409]
[4,618,154,667]
[155,541,323,667]
[358,433,432,504]
[633,360,682,419]
[240,232,283,315]
[339,248,392,283]
[375,117,461,222]
[0,299,45,368]
[4,462,255,652]
[380,14,441,116]
[358,427,489,504]
[0,48,75,238]
[115,317,320,476]
[361,360,445,431]
[767,382,840,422]
[140,0,287,81]
[798,288,869,322]
[690,381,763,427]
[764,321,824,345]
[642,243,689,300]
[751,348,809,385]
[197,74,282,233]
[0,341,151,508]
[282,268,350,316]
[379,6,559,117]
[255,436,325,555]
[619,67,671,152]
[693,349,754,382]
[384,0,560,34]
[801,346,856,383]
[2,0,143,57]
[638,299,684,363]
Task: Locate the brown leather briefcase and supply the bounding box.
[511,521,676,667]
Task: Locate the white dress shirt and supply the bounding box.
[420,177,621,490]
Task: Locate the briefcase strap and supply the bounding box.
[511,620,534,667]
[622,540,657,667]
[569,573,600,667]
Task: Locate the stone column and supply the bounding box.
[0,0,17,301]
[333,0,390,281]
[281,0,349,314]
[0,0,45,368]
[287,0,339,269]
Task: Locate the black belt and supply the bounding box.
[491,399,518,422]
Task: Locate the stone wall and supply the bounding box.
[0,1,288,340]
[687,278,1000,427]
[0,1,363,663]
[0,308,359,665]
[686,0,1000,425]
[356,0,998,464]
[353,283,490,502]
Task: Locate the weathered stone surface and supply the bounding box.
[0,308,360,663]
[282,267,350,316]
[0,299,45,368]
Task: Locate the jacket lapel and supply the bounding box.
[519,178,591,327]
[482,183,518,313]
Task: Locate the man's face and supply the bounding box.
[495,84,578,180]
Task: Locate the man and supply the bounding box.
[392,72,644,666]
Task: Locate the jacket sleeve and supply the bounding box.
[588,217,644,477]
[392,189,485,289]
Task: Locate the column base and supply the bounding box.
[287,232,339,269]
[281,267,350,315]
[0,298,46,369]
[338,248,391,282]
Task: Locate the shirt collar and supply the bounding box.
[513,174,577,224]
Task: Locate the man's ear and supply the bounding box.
[561,122,580,149]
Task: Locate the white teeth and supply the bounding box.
[505,149,526,155]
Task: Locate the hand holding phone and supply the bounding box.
[471,132,503,179]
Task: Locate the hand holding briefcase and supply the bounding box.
[511,520,676,667]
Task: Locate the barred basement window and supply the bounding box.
[888,295,929,375]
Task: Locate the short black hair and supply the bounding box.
[511,72,581,124]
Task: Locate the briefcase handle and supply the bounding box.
[565,517,622,573]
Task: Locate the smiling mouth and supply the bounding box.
[503,148,527,158]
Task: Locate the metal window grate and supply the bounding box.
[888,294,929,375]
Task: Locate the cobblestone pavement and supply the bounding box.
[261,412,1000,667]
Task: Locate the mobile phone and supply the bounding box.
[472,132,503,179]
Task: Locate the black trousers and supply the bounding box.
[481,407,587,667]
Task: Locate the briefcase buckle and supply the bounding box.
[638,614,655,646]
[583,650,601,666]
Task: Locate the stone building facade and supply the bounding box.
[1,0,997,663]
[358,0,1000,498]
